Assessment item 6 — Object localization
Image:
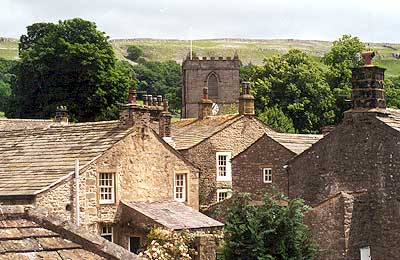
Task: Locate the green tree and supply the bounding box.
[133,60,182,113]
[222,192,317,260]
[385,77,400,108]
[322,35,365,122]
[258,106,295,133]
[127,45,144,62]
[0,59,16,112]
[252,49,335,133]
[6,18,135,121]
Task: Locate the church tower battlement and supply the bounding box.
[181,53,241,118]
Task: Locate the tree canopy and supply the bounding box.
[126,45,144,62]
[322,35,365,122]
[133,60,182,113]
[0,59,16,112]
[6,18,135,121]
[251,49,335,133]
[222,192,317,260]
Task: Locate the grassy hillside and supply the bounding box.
[2,37,400,77]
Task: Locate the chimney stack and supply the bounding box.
[239,82,255,115]
[55,106,69,125]
[351,51,386,110]
[119,90,150,130]
[159,98,175,147]
[198,88,213,120]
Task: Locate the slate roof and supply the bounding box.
[0,206,138,260]
[0,121,132,196]
[376,108,400,131]
[124,201,224,230]
[171,114,242,150]
[266,132,324,154]
[0,119,52,132]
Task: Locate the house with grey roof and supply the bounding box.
[0,97,222,257]
[231,131,322,200]
[170,82,322,211]
[287,52,400,260]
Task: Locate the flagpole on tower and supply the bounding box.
[190,38,193,59]
[189,27,193,60]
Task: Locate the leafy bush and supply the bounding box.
[222,192,317,260]
[139,228,196,260]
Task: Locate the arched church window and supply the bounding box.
[207,73,218,97]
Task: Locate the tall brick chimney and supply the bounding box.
[351,51,386,110]
[198,88,213,120]
[55,106,69,125]
[239,82,255,115]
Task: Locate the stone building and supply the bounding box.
[0,96,222,257]
[0,205,138,260]
[231,131,322,200]
[172,83,268,209]
[287,52,400,260]
[181,53,241,118]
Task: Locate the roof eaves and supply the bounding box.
[177,114,243,151]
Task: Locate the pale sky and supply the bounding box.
[1,0,400,42]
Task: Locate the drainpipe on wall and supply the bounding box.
[75,159,80,226]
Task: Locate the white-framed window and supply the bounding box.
[216,152,232,181]
[99,172,115,204]
[217,189,232,202]
[100,224,113,242]
[263,168,272,183]
[174,173,186,202]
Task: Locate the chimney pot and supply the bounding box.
[198,88,213,120]
[239,82,255,115]
[147,95,153,106]
[128,88,137,104]
[157,95,163,106]
[361,51,375,66]
[55,106,69,125]
[163,99,169,112]
[203,87,209,100]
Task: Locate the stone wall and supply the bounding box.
[232,134,294,199]
[35,128,199,246]
[306,191,400,260]
[182,57,240,118]
[288,111,400,259]
[288,112,400,206]
[181,116,266,208]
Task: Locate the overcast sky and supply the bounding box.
[1,0,400,42]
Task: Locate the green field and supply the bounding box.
[3,37,400,76]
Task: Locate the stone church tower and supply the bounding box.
[181,53,241,118]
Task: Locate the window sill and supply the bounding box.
[216,178,232,182]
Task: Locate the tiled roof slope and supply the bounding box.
[171,114,241,150]
[376,108,400,131]
[0,206,139,260]
[124,201,223,230]
[266,132,323,154]
[0,119,52,131]
[0,121,132,196]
